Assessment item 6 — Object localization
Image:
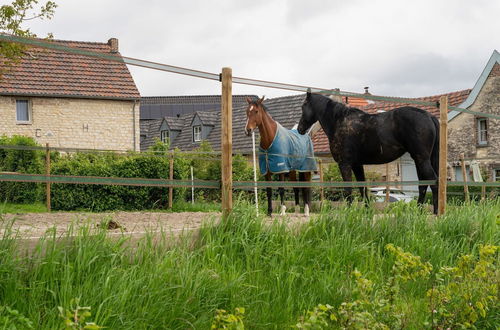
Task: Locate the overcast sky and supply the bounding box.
[26,0,500,98]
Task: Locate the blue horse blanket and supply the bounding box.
[259,123,318,175]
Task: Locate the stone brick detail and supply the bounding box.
[0,96,140,151]
[448,71,500,179]
[489,63,500,78]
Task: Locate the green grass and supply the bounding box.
[0,200,498,329]
[0,202,47,214]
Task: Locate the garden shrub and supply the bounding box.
[50,149,190,211]
[0,135,44,203]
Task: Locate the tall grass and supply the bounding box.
[0,200,498,329]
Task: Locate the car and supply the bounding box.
[369,187,414,203]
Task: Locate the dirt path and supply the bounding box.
[0,210,313,242]
[1,211,222,239]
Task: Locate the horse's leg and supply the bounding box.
[352,164,369,206]
[265,172,273,216]
[414,158,438,214]
[290,171,300,214]
[279,173,286,215]
[301,172,312,216]
[339,163,354,204]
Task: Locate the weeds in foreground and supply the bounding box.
[0,201,497,328]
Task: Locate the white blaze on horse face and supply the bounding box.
[245,105,255,134]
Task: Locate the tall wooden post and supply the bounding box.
[460,153,469,202]
[318,159,324,203]
[169,151,174,209]
[221,67,233,218]
[385,163,390,203]
[438,96,448,215]
[45,143,51,212]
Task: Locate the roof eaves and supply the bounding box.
[0,91,140,101]
[449,49,500,122]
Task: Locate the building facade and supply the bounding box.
[0,37,140,151]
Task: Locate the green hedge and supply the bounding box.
[0,135,45,203]
[50,151,190,211]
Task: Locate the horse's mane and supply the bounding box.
[312,94,364,117]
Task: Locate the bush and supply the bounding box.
[0,135,44,203]
[51,151,190,211]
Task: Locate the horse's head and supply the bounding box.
[298,91,318,135]
[245,96,265,136]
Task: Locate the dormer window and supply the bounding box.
[160,129,169,143]
[193,125,202,142]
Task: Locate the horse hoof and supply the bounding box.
[304,204,310,217]
[280,205,286,216]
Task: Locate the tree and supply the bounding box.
[0,0,57,70]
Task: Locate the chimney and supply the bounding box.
[364,86,370,95]
[108,38,119,53]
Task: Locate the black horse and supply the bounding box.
[297,91,440,214]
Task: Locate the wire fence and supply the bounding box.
[0,34,499,211]
[1,34,499,120]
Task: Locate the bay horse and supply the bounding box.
[297,91,440,214]
[245,96,317,216]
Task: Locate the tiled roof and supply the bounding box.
[170,94,306,152]
[0,37,140,100]
[359,89,471,117]
[140,119,162,151]
[196,111,218,126]
[167,93,372,153]
[141,95,253,105]
[312,89,472,153]
[163,116,184,131]
[140,95,255,120]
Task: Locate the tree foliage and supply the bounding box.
[0,0,57,71]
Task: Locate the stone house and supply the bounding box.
[312,50,500,191]
[447,50,500,182]
[0,37,141,151]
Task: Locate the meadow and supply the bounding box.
[0,200,498,329]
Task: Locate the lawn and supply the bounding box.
[0,200,498,329]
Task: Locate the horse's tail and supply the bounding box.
[431,116,440,178]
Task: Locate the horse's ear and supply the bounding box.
[258,95,265,104]
[306,88,311,99]
[246,97,252,104]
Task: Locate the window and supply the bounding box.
[494,168,500,182]
[160,130,169,143]
[193,125,202,142]
[477,118,488,145]
[16,100,31,123]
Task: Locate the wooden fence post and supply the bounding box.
[45,143,51,212]
[318,158,324,204]
[221,67,233,218]
[169,151,174,209]
[385,163,390,203]
[460,153,469,202]
[438,96,448,215]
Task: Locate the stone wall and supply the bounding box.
[448,63,500,180]
[0,96,140,151]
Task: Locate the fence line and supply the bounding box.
[0,144,445,165]
[1,172,498,190]
[1,34,499,120]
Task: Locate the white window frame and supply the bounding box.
[193,125,202,142]
[477,118,488,146]
[16,99,32,124]
[493,168,500,182]
[160,129,169,143]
